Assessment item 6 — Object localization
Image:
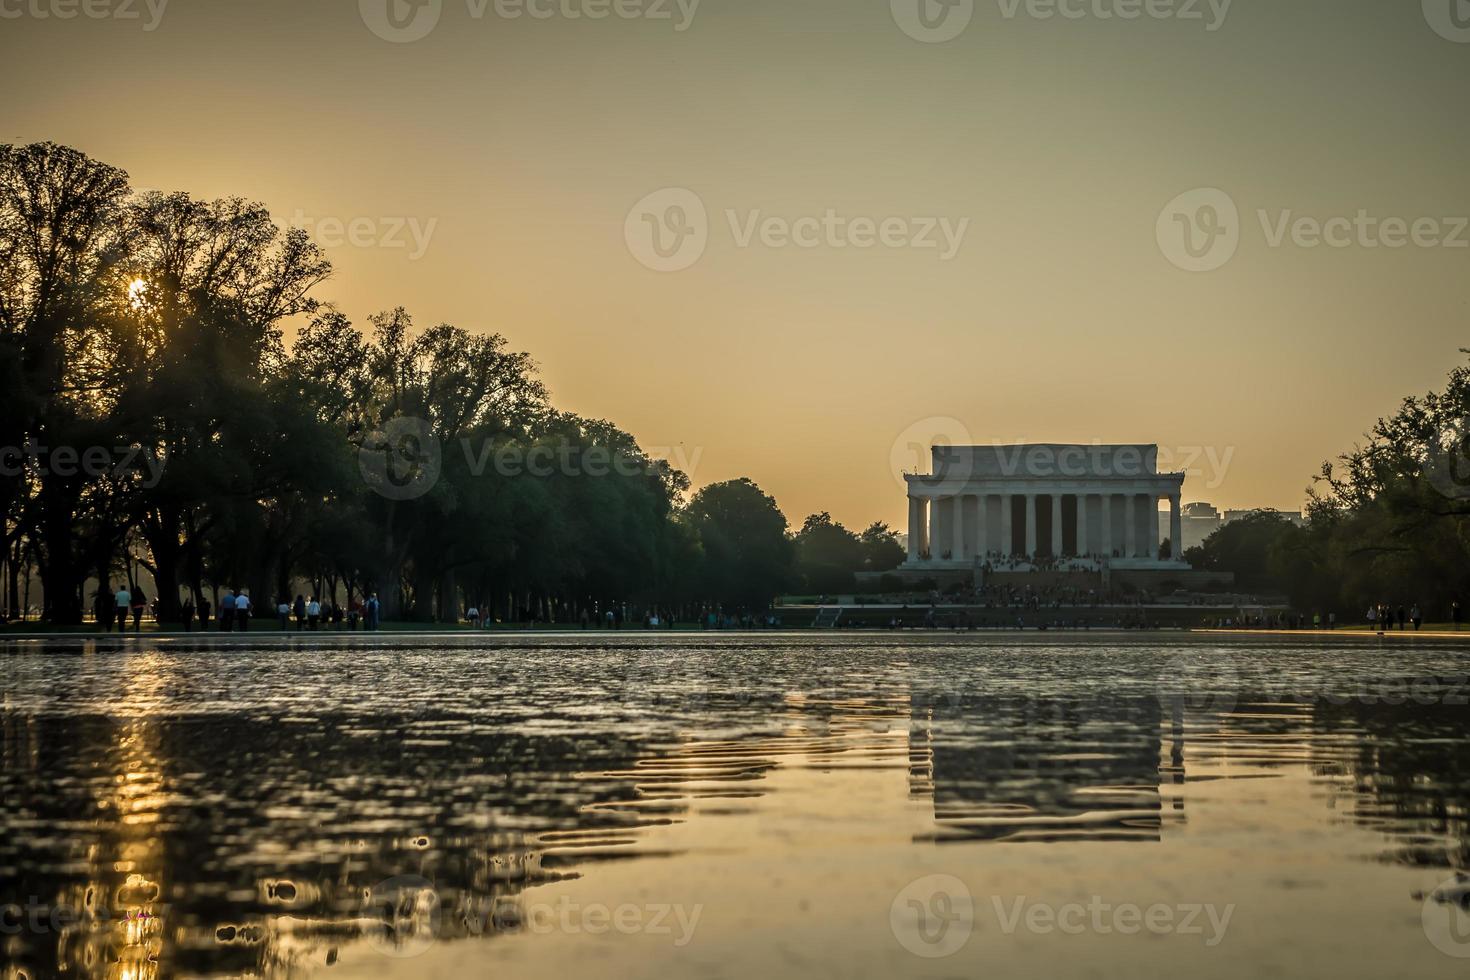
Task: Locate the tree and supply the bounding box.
[0,142,906,627]
[684,479,794,611]
[859,521,906,572]
[1184,510,1301,593]
[0,143,132,622]
[1304,351,1470,615]
[794,512,863,593]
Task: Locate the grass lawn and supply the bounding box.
[0,619,709,635]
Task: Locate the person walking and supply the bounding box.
[365,593,381,631]
[1367,604,1378,632]
[293,594,306,630]
[307,597,320,630]
[1397,604,1407,631]
[113,584,131,633]
[277,598,290,630]
[181,595,195,632]
[1411,604,1422,631]
[220,589,236,632]
[130,587,146,632]
[235,590,251,631]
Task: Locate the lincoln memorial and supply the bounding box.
[902,443,1187,572]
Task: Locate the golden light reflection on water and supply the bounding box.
[3,635,1469,979]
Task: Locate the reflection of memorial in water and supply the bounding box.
[614,687,914,792]
[908,694,1174,843]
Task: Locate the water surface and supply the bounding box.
[2,633,1468,978]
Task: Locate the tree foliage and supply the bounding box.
[1188,354,1470,617]
[0,143,819,624]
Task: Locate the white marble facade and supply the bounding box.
[903,444,1187,568]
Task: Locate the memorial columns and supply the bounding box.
[1024,494,1038,557]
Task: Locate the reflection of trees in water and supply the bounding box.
[907,694,1166,843]
[0,712,674,979]
[1309,698,1470,871]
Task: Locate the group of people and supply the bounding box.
[1367,603,1425,632]
[922,551,1140,572]
[1215,611,1333,630]
[883,610,1160,631]
[1214,601,1466,632]
[99,584,149,632]
[94,586,384,632]
[274,594,382,631]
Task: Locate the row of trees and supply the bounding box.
[13,140,1455,626]
[1186,352,1470,617]
[0,143,903,625]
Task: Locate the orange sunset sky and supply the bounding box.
[4,0,1467,529]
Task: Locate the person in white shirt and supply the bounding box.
[114,586,131,633]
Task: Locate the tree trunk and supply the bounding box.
[147,530,183,621]
[437,569,457,623]
[36,478,86,625]
[411,564,435,621]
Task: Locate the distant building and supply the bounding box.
[1157,502,1222,555]
[1159,504,1305,555]
[902,443,1186,569]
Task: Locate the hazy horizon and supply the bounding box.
[5,0,1467,529]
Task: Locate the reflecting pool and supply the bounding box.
[2,633,1468,978]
